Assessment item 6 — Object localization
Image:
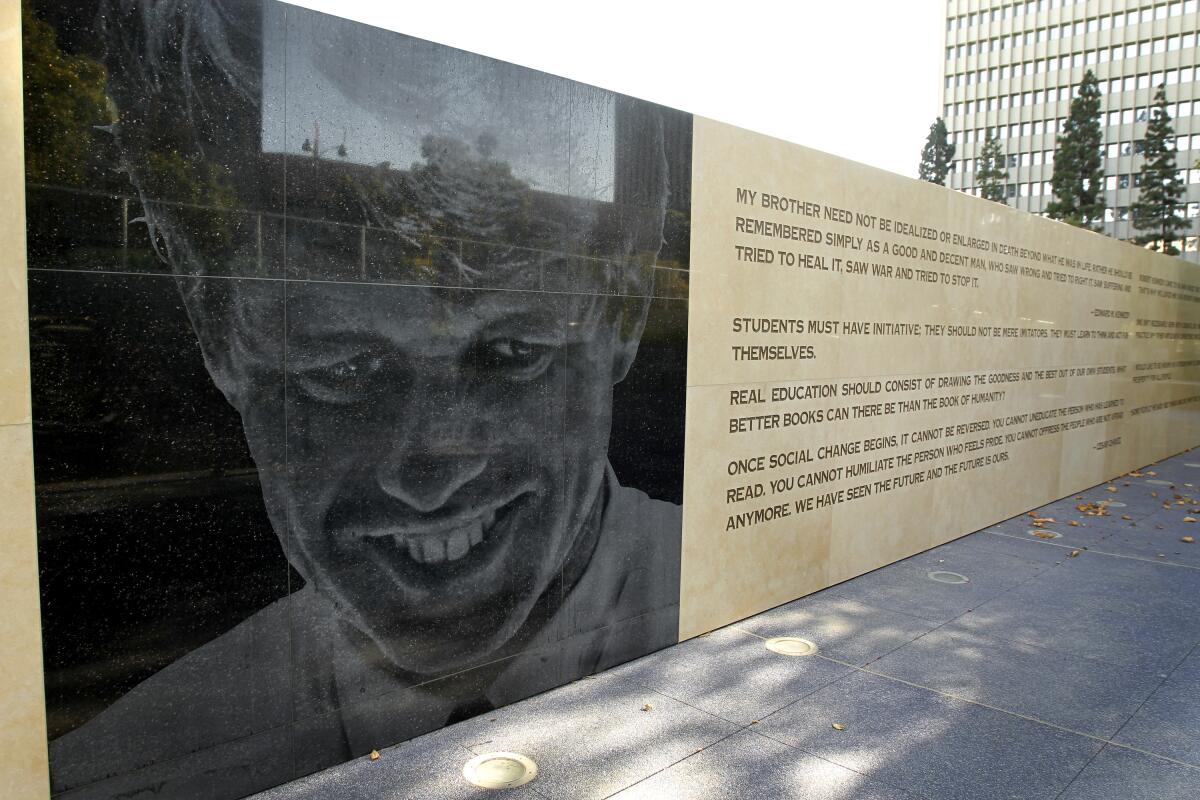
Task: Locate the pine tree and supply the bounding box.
[919,118,956,185]
[1131,85,1188,255]
[976,130,1008,204]
[1046,70,1105,231]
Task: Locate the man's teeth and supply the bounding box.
[387,517,489,565]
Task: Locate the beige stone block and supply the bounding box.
[681,115,1200,640]
[0,422,48,800]
[0,0,29,427]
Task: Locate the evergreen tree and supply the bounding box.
[1046,70,1105,230]
[919,118,956,185]
[976,130,1008,204]
[1131,85,1188,255]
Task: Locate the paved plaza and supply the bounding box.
[256,451,1200,799]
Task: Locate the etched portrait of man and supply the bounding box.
[31,1,691,797]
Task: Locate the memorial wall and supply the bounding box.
[679,118,1200,637]
[11,1,1200,798]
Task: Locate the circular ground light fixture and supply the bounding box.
[462,752,538,790]
[1027,528,1062,539]
[764,637,818,656]
[1104,501,1126,508]
[927,570,970,584]
[1186,464,1200,468]
[1146,480,1175,486]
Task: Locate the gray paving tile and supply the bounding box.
[819,544,1045,624]
[869,623,1161,737]
[610,626,852,726]
[757,670,1100,800]
[1085,523,1200,567]
[1058,745,1200,800]
[440,668,740,800]
[957,570,1200,673]
[950,529,1089,565]
[1113,677,1200,766]
[1171,647,1200,683]
[249,726,545,800]
[732,595,941,666]
[609,729,920,800]
[1029,548,1200,612]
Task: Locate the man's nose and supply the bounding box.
[374,371,490,513]
[376,446,488,513]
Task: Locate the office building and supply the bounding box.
[943,0,1200,260]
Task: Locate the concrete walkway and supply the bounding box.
[254,452,1200,799]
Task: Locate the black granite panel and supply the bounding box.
[25,0,691,797]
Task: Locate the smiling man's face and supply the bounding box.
[228,274,632,675]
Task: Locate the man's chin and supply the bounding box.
[359,607,534,677]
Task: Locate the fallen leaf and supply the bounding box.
[1152,492,1159,497]
[1122,515,1132,520]
[1069,521,1080,527]
[1184,517,1197,523]
[832,723,846,731]
[1183,536,1196,544]
[1069,550,1081,557]
[642,703,653,712]
[369,750,380,761]
[1107,486,1118,493]
[1033,531,1057,539]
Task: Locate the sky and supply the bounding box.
[285,0,948,179]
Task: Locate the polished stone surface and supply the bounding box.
[26,1,689,797]
[256,452,1200,799]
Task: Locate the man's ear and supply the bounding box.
[612,293,652,385]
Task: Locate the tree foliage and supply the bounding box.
[22,4,111,185]
[976,130,1008,204]
[919,118,956,185]
[1131,85,1189,255]
[1046,70,1105,230]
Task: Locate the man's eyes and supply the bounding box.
[293,353,387,405]
[475,338,555,381]
[293,339,555,402]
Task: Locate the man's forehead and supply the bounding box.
[283,283,603,339]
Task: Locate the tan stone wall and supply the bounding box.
[0,0,49,796]
[681,116,1200,640]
